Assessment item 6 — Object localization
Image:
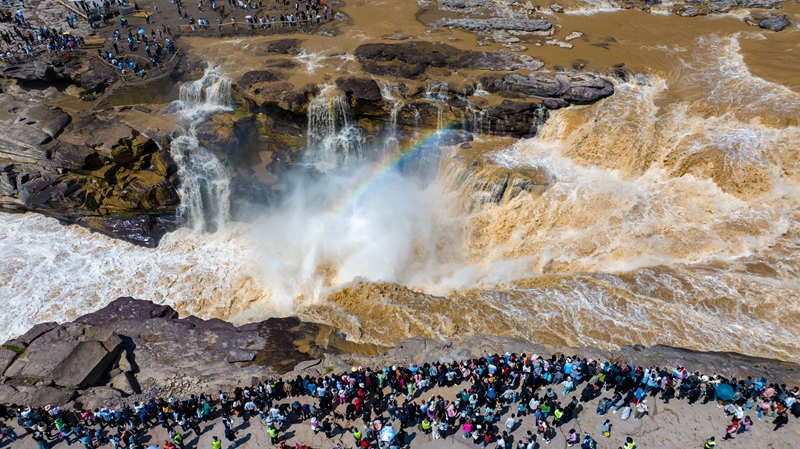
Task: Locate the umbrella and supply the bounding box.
[66,40,76,48]
[380,425,396,442]
[245,15,252,19]
[138,28,146,34]
[62,31,70,35]
[716,384,734,402]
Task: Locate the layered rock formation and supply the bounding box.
[235,40,614,139]
[430,0,793,34]
[0,297,382,407]
[0,101,180,246]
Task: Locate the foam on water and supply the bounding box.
[0,212,265,343]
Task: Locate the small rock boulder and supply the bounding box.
[5,323,122,389]
[335,77,383,102]
[759,14,791,31]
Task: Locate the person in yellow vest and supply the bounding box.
[353,428,363,446]
[624,436,636,449]
[173,431,185,449]
[211,436,222,449]
[268,424,279,445]
[704,436,717,448]
[420,419,431,435]
[553,407,564,427]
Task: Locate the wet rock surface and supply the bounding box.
[758,14,792,31]
[429,0,792,31]
[0,99,180,247]
[438,18,553,32]
[233,41,613,141]
[479,72,615,104]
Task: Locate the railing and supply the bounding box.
[52,0,127,20]
[97,42,182,83]
[176,16,332,35]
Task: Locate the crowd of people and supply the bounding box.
[0,350,796,449]
[175,0,332,31]
[1,0,335,77]
[0,0,90,65]
[98,23,176,79]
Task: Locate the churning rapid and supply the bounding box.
[2,32,799,364]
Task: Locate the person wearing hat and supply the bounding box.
[623,436,636,449]
[704,436,717,448]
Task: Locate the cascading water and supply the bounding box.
[177,66,233,120]
[380,82,405,150]
[4,28,800,366]
[464,99,490,134]
[424,80,450,131]
[172,66,233,231]
[304,85,365,171]
[170,135,231,233]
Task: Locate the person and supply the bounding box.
[563,376,574,396]
[723,418,739,440]
[773,411,789,431]
[567,429,579,447]
[620,404,632,420]
[623,436,636,449]
[601,419,611,438]
[225,426,238,448]
[32,430,49,449]
[704,436,716,448]
[634,400,648,419]
[504,414,516,434]
[739,416,752,434]
[581,433,596,449]
[173,431,185,449]
[212,436,222,449]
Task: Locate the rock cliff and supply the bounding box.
[0,101,180,247]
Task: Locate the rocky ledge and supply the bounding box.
[0,101,180,247]
[235,40,614,138]
[430,0,793,36]
[1,298,797,409]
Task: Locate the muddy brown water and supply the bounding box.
[3,0,800,365]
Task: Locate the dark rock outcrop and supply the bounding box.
[438,18,552,32]
[479,72,615,104]
[4,323,122,389]
[265,38,305,54]
[335,77,383,102]
[0,102,180,247]
[759,14,791,31]
[353,42,544,77]
[233,41,613,140]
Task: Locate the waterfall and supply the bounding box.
[171,66,234,232]
[170,135,231,233]
[424,80,450,132]
[177,65,233,120]
[380,81,404,129]
[380,82,405,150]
[304,85,364,171]
[463,98,490,134]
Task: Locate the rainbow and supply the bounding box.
[326,125,455,219]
